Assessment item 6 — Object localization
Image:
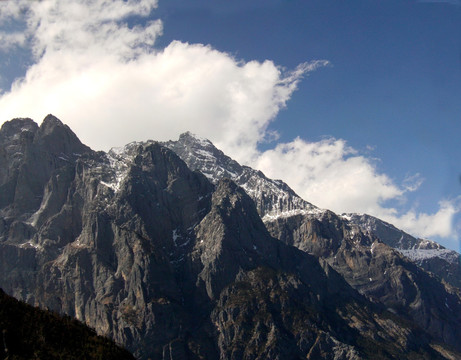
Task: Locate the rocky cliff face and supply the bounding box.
[163,131,461,354]
[343,213,461,288]
[163,132,318,219]
[1,116,461,359]
[165,133,461,288]
[265,211,461,352]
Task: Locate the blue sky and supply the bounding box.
[0,0,460,249]
[155,0,461,207]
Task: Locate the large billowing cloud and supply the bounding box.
[0,0,458,243]
[0,0,326,161]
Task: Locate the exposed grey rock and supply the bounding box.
[163,132,318,219]
[164,132,461,291]
[343,213,461,288]
[0,116,460,359]
[342,213,438,250]
[0,115,91,218]
[163,132,461,354]
[265,210,461,352]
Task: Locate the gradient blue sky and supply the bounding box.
[158,1,461,195]
[155,0,461,248]
[0,0,460,249]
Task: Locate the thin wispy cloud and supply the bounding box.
[0,0,458,244]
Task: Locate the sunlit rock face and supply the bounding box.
[1,115,461,359]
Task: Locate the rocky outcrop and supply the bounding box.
[165,132,461,291]
[163,132,318,218]
[1,116,461,359]
[265,210,461,353]
[344,213,461,288]
[0,115,91,217]
[163,131,461,350]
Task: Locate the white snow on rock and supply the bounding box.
[262,208,324,222]
[399,248,459,265]
[102,142,140,192]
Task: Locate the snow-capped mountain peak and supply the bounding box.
[163,132,320,219]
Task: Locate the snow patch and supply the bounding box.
[370,242,376,255]
[102,142,139,192]
[262,207,324,222]
[399,248,459,264]
[20,240,43,251]
[172,229,181,246]
[445,298,451,311]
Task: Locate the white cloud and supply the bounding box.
[402,173,424,192]
[387,199,460,239]
[0,0,29,21]
[253,136,459,241]
[25,0,160,60]
[0,31,26,51]
[254,137,403,215]
[0,0,29,51]
[0,0,325,159]
[0,0,458,243]
[0,42,323,157]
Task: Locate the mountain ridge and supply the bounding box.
[1,116,461,359]
[163,131,461,284]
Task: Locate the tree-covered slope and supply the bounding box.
[0,288,134,360]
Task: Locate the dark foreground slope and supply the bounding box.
[0,116,460,359]
[0,288,134,360]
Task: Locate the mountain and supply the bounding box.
[164,131,461,351]
[0,288,134,360]
[164,132,461,289]
[163,132,319,219]
[1,116,461,359]
[344,213,461,288]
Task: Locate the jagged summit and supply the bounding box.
[42,113,64,126]
[164,132,243,182]
[0,115,94,216]
[178,131,214,147]
[0,117,38,135]
[343,212,461,287]
[163,132,321,219]
[343,212,443,250]
[35,113,92,155]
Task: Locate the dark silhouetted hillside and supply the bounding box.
[0,288,134,360]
